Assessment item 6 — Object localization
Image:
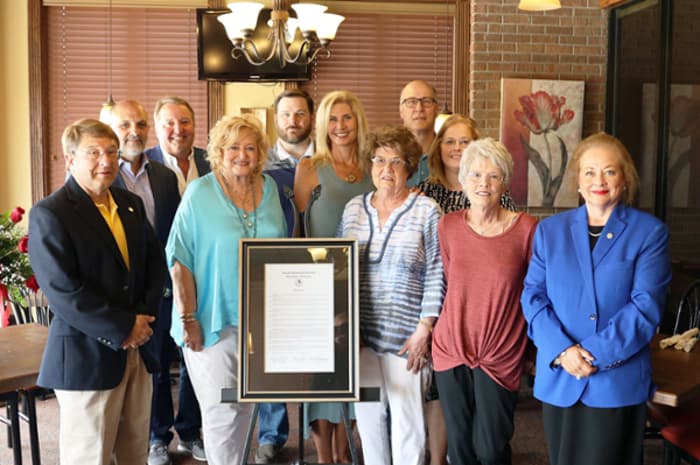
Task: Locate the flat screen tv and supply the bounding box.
[196,8,311,82]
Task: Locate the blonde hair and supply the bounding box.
[313,90,369,170]
[426,114,481,186]
[206,115,268,173]
[570,132,639,205]
[458,138,514,188]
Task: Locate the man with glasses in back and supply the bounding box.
[28,118,166,465]
[399,80,439,186]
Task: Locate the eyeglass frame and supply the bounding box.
[371,156,409,169]
[464,171,505,184]
[442,137,473,148]
[400,97,438,109]
[72,146,120,161]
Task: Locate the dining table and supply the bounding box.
[0,323,49,465]
[650,333,700,408]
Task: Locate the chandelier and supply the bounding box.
[218,1,344,68]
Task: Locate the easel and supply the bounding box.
[222,387,379,465]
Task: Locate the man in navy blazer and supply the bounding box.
[145,96,210,195]
[28,118,166,465]
[107,100,205,465]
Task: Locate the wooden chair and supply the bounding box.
[659,280,700,465]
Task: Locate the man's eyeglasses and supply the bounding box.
[73,147,120,161]
[465,171,504,184]
[401,97,437,109]
[371,156,408,168]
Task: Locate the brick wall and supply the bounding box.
[469,0,609,139]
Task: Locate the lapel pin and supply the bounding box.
[606,232,613,239]
[128,207,134,213]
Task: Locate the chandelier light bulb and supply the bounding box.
[227,2,265,31]
[291,3,327,33]
[316,13,345,41]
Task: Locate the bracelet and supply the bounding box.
[418,319,433,333]
[179,313,198,323]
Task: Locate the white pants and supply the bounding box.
[55,348,151,465]
[354,347,428,465]
[183,326,253,465]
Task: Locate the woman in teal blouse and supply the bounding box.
[166,115,287,465]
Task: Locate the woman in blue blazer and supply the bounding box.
[521,133,671,465]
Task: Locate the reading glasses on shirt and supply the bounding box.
[401,97,438,108]
[466,171,504,184]
[371,156,408,168]
[74,147,120,161]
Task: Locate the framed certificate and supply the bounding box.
[237,238,360,402]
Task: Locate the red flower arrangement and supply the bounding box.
[1,206,39,308]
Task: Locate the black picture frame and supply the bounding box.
[237,238,359,402]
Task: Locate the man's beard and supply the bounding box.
[120,139,145,159]
[279,125,312,145]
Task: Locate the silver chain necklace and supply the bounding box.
[220,171,258,238]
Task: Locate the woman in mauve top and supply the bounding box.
[432,138,536,465]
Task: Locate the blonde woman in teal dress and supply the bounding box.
[294,90,373,463]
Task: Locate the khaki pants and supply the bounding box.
[55,348,152,465]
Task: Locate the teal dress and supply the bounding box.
[304,164,373,432]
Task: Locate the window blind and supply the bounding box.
[300,11,454,128]
[46,6,208,193]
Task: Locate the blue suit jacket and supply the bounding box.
[113,159,180,334]
[521,204,671,408]
[145,145,211,177]
[28,177,167,390]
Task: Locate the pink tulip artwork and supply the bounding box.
[500,78,584,207]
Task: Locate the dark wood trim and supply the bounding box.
[28,0,48,202]
[454,0,468,115]
[206,0,226,126]
[207,81,224,128]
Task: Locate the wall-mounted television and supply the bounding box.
[196,8,311,82]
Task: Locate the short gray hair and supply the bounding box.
[458,138,514,188]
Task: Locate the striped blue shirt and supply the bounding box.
[338,192,444,354]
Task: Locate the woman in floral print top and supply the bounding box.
[418,114,517,213]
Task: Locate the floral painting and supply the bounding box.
[500,78,585,207]
[640,83,700,208]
